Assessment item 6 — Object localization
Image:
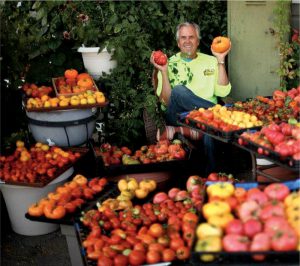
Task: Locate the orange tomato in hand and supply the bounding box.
[211,36,230,53]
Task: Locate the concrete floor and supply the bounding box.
[1,194,71,266]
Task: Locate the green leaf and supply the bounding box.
[50,53,66,66]
[114,24,122,34]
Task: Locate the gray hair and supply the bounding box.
[176,22,200,41]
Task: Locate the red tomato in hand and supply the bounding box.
[153,50,168,65]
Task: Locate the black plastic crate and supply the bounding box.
[93,133,194,176]
[235,133,300,171]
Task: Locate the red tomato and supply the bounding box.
[97,255,113,266]
[176,246,190,260]
[250,232,271,261]
[264,183,290,201]
[243,219,263,239]
[182,212,198,224]
[207,172,219,181]
[146,250,161,264]
[128,250,146,266]
[148,223,164,238]
[222,234,250,252]
[113,254,128,266]
[162,248,176,262]
[153,50,168,66]
[170,237,185,251]
[225,219,244,235]
[271,230,298,251]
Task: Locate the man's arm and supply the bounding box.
[211,43,231,86]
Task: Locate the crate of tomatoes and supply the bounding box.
[93,133,193,176]
[178,106,263,141]
[191,179,300,265]
[236,122,300,170]
[0,140,88,187]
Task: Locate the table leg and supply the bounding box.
[60,224,84,266]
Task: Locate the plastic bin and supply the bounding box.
[27,108,98,147]
[0,167,74,236]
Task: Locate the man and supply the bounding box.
[150,22,232,172]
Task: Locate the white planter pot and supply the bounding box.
[78,47,117,80]
[0,167,74,236]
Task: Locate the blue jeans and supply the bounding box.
[165,85,216,173]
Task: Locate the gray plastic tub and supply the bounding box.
[27,108,98,147]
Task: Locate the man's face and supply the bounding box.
[177,25,199,58]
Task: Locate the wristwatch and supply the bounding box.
[218,61,225,65]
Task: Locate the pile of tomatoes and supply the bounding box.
[194,182,299,262]
[22,83,53,98]
[28,175,108,219]
[0,141,82,184]
[230,87,300,124]
[238,122,300,161]
[97,139,187,167]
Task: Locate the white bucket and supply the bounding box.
[0,167,74,236]
[27,108,97,147]
[78,47,117,80]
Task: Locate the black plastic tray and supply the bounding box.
[190,181,300,266]
[93,133,193,176]
[235,133,300,171]
[1,147,89,187]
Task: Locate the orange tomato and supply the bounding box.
[77,72,91,80]
[64,69,78,79]
[28,203,44,217]
[148,223,164,238]
[73,174,88,186]
[211,36,230,53]
[77,78,93,89]
[44,202,66,219]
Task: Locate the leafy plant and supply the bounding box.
[273,0,300,90]
[0,0,227,148]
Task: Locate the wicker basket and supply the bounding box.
[143,108,159,144]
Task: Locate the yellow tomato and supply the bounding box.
[284,192,300,207]
[207,182,235,199]
[127,178,139,191]
[202,201,231,219]
[117,179,128,191]
[194,236,222,262]
[196,223,223,239]
[207,213,234,229]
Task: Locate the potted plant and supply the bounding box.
[61,2,117,80]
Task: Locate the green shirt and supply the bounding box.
[157,52,231,104]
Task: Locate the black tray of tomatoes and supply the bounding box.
[93,133,193,176]
[178,112,262,142]
[25,178,113,225]
[235,132,300,171]
[74,178,199,266]
[0,146,89,187]
[190,180,300,266]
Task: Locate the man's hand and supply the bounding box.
[150,51,168,72]
[211,41,231,63]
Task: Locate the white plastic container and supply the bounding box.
[0,167,74,236]
[27,108,97,147]
[78,47,117,80]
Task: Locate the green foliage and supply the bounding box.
[1,0,227,147]
[273,0,300,91]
